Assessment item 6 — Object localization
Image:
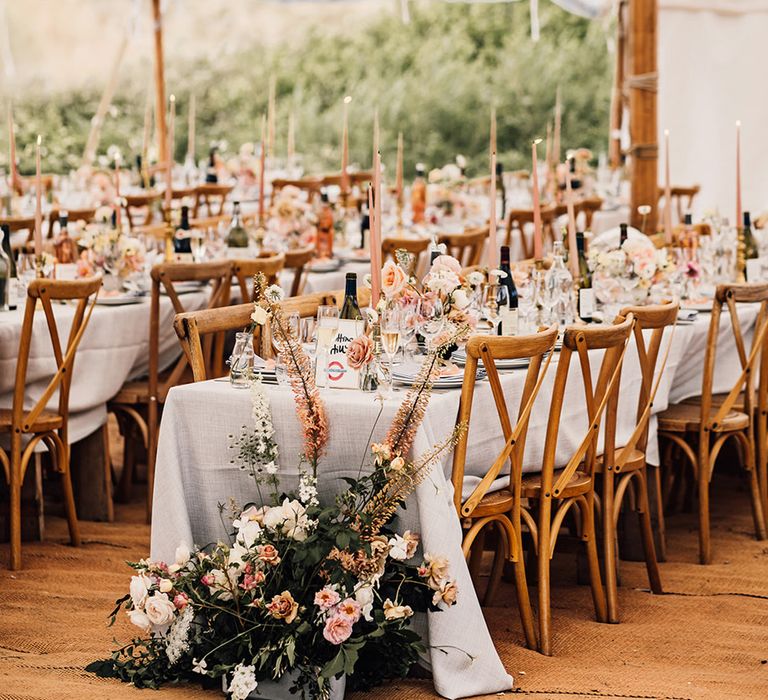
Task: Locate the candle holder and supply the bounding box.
[736,225,747,283]
[35,254,47,279]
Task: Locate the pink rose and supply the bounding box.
[347,335,374,370]
[314,587,341,611]
[173,593,189,610]
[430,254,462,276]
[381,259,407,299]
[323,613,354,645]
[336,598,362,623]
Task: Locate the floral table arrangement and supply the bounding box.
[89,275,467,699]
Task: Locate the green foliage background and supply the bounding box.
[2,2,612,178]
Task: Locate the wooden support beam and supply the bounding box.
[152,0,168,165]
[628,0,658,233]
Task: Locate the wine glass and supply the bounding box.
[190,230,206,263]
[419,296,444,350]
[315,305,339,388]
[379,305,402,395]
[482,284,503,333]
[398,297,421,361]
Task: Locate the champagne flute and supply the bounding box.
[398,297,421,361]
[482,283,502,333]
[315,305,339,388]
[380,305,402,395]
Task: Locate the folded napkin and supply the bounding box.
[678,309,698,322]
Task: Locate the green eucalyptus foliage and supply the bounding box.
[3,2,611,177]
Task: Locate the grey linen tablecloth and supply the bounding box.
[150,303,757,698]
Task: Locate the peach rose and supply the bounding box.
[314,587,341,611]
[323,613,354,645]
[266,590,299,623]
[347,335,374,370]
[381,259,407,299]
[256,544,281,566]
[432,579,459,608]
[336,598,362,623]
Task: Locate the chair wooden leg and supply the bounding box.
[511,536,538,650]
[467,528,486,583]
[58,439,81,547]
[537,499,553,656]
[146,398,159,523]
[698,449,711,565]
[635,469,663,594]
[9,438,22,571]
[483,523,505,606]
[581,492,607,624]
[601,469,619,624]
[651,464,668,560]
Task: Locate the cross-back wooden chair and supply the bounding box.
[0,215,35,234]
[284,245,316,297]
[575,197,603,231]
[124,191,161,229]
[381,237,430,278]
[108,260,232,520]
[658,284,768,564]
[256,292,333,360]
[657,185,700,226]
[598,301,678,622]
[671,222,712,244]
[325,286,372,310]
[271,178,323,204]
[0,276,101,570]
[451,326,559,650]
[505,206,558,259]
[190,214,229,231]
[230,253,286,303]
[193,184,233,218]
[523,314,634,655]
[175,303,256,382]
[46,208,96,238]
[437,228,488,268]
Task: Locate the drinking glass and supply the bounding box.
[190,231,206,263]
[228,332,254,388]
[482,284,504,333]
[419,296,445,350]
[315,305,340,388]
[379,306,402,395]
[275,354,290,386]
[398,297,421,361]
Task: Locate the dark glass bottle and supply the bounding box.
[496,161,506,222]
[619,222,629,247]
[359,201,370,250]
[576,232,594,322]
[498,245,519,336]
[175,205,193,255]
[339,272,363,321]
[227,201,249,248]
[743,211,759,261]
[205,147,219,184]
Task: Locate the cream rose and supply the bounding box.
[251,305,269,326]
[129,574,150,610]
[381,259,407,299]
[128,609,152,633]
[346,334,374,370]
[144,592,176,628]
[383,598,414,620]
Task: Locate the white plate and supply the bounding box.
[161,281,204,295]
[308,259,342,273]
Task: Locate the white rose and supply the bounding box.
[144,592,176,629]
[168,543,191,574]
[235,519,262,549]
[159,578,173,593]
[451,289,470,310]
[228,542,248,571]
[263,499,310,541]
[388,534,409,561]
[128,609,152,633]
[250,306,269,326]
[129,574,150,610]
[467,271,485,287]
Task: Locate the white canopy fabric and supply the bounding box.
[658,0,768,219]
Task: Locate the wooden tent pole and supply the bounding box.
[609,0,627,170]
[152,0,168,165]
[628,0,658,233]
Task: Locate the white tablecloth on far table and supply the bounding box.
[150,302,757,698]
[0,289,209,443]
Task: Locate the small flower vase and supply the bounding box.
[222,670,346,700]
[102,272,122,293]
[359,362,379,392]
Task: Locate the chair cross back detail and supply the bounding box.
[150,261,232,400]
[231,253,286,303]
[437,228,488,267]
[11,277,101,437]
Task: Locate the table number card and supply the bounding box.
[316,318,364,389]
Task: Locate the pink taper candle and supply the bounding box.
[553,87,562,168]
[736,120,742,228]
[488,150,498,269]
[395,131,404,205]
[7,102,19,193]
[531,138,543,261]
[34,135,43,257]
[340,96,351,196]
[664,129,673,244]
[565,169,578,278]
[114,153,122,231]
[258,113,267,224]
[370,151,383,306]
